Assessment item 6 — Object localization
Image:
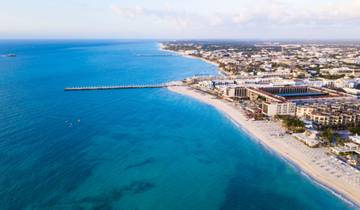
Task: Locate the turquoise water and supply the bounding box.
[0,40,356,210]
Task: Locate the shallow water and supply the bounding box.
[0,40,356,210]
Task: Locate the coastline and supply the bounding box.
[168,85,360,208]
[158,43,229,76]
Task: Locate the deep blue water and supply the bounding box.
[0,40,357,210]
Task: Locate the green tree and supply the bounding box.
[349,127,360,135]
[280,116,305,133]
[321,128,334,145]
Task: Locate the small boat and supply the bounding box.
[2,53,16,57]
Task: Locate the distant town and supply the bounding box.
[162,41,360,170]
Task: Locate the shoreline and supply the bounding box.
[158,43,229,76]
[168,85,360,209]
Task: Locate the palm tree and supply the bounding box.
[321,128,334,146]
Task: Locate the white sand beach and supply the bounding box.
[169,85,360,207]
[158,44,229,76]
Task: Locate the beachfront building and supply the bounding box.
[262,101,296,117]
[246,86,330,117]
[208,76,350,118]
[296,106,315,118]
[198,80,214,90]
[331,137,360,166]
[227,86,297,117]
[296,101,360,127]
[310,113,360,127]
[331,143,360,155]
[350,135,360,145]
[225,86,248,99]
[293,130,321,147]
[223,85,334,117]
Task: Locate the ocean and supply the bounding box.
[0,40,356,210]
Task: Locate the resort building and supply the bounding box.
[222,84,347,117]
[225,86,248,99]
[293,130,321,147]
[224,86,299,117]
[331,143,360,155]
[350,135,360,145]
[296,101,360,127]
[262,101,296,117]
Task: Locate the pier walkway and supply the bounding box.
[64,81,183,91]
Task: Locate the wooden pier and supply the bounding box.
[64,82,182,91]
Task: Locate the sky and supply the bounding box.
[1,0,360,39]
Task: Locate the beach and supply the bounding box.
[168,85,360,208]
[1,40,357,209]
[159,44,230,76]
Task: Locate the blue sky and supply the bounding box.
[1,0,360,39]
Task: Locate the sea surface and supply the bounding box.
[0,40,357,210]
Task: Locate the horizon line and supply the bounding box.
[1,38,360,42]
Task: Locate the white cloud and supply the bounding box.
[112,1,360,28]
[107,0,360,38]
[110,5,195,28]
[232,14,250,24]
[110,5,145,19]
[209,15,224,26]
[228,0,360,26]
